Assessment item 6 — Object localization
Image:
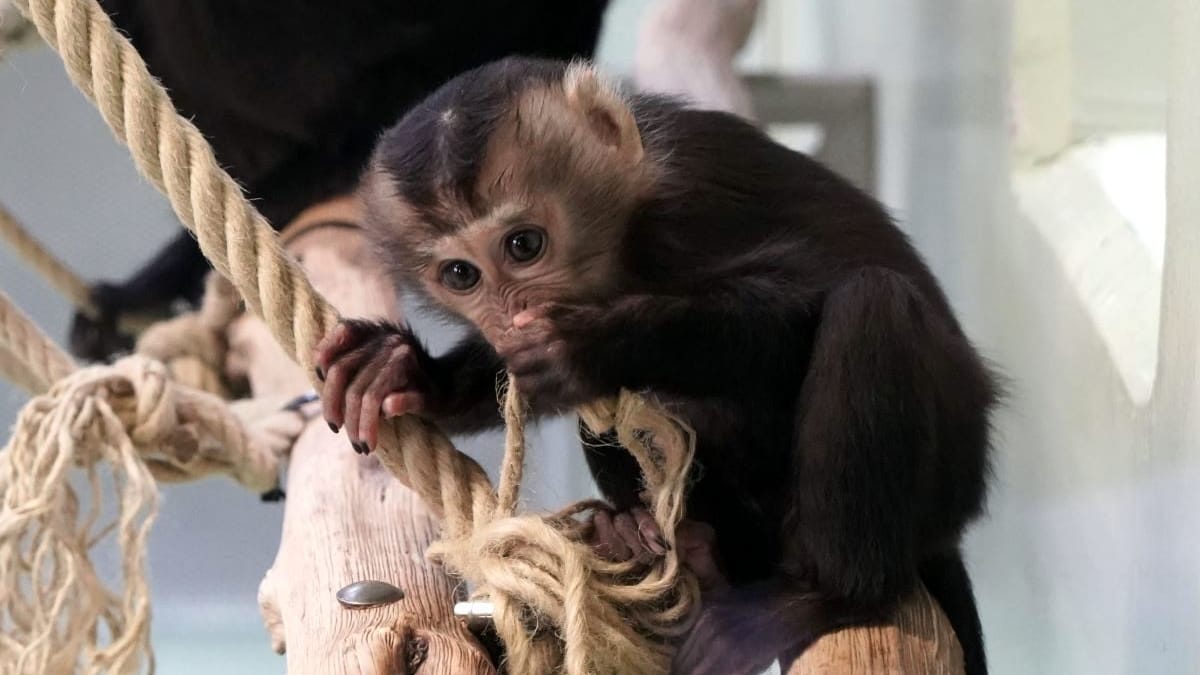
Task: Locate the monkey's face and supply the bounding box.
[362,59,649,347]
[412,186,620,346]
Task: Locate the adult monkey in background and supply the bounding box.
[316,57,998,675]
[68,0,611,361]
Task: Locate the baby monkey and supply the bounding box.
[317,57,997,675]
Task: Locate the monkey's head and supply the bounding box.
[361,57,650,345]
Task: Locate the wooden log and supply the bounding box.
[788,585,964,674]
[230,198,494,675]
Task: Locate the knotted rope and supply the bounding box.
[6,0,702,673]
[133,273,243,398]
[0,286,295,674]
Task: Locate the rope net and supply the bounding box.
[0,0,702,672]
[0,283,297,674]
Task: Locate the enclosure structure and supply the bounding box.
[0,0,970,673]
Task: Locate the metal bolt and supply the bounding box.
[453,600,494,620]
[336,580,405,609]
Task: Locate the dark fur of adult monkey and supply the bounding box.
[68,0,610,361]
[315,57,999,675]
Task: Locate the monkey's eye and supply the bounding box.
[439,260,481,292]
[504,228,546,263]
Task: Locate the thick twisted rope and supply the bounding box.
[12,0,333,370]
[134,273,243,397]
[11,0,700,671]
[0,288,75,393]
[0,197,237,395]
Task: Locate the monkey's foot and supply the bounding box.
[314,319,432,453]
[589,508,729,591]
[590,505,668,564]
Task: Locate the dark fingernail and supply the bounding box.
[353,442,370,455]
[328,421,339,434]
[315,366,325,381]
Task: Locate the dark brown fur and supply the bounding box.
[322,57,998,674]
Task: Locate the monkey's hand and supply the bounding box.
[589,505,670,565]
[314,319,435,453]
[495,304,611,408]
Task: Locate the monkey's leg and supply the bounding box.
[776,266,990,672]
[675,267,992,675]
[784,267,992,669]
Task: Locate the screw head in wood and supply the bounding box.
[336,580,405,609]
[454,600,495,634]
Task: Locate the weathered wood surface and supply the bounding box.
[789,585,964,674]
[235,199,494,674]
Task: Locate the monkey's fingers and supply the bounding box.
[357,343,431,451]
[343,354,390,454]
[313,321,358,379]
[494,314,554,357]
[511,304,553,329]
[631,506,670,556]
[321,346,374,435]
[590,510,633,561]
[502,329,567,378]
[613,511,660,564]
[355,366,393,453]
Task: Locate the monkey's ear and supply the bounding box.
[563,61,644,165]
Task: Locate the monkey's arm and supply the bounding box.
[503,279,810,403]
[423,336,508,435]
[673,267,995,675]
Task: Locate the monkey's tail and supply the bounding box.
[920,548,989,675]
